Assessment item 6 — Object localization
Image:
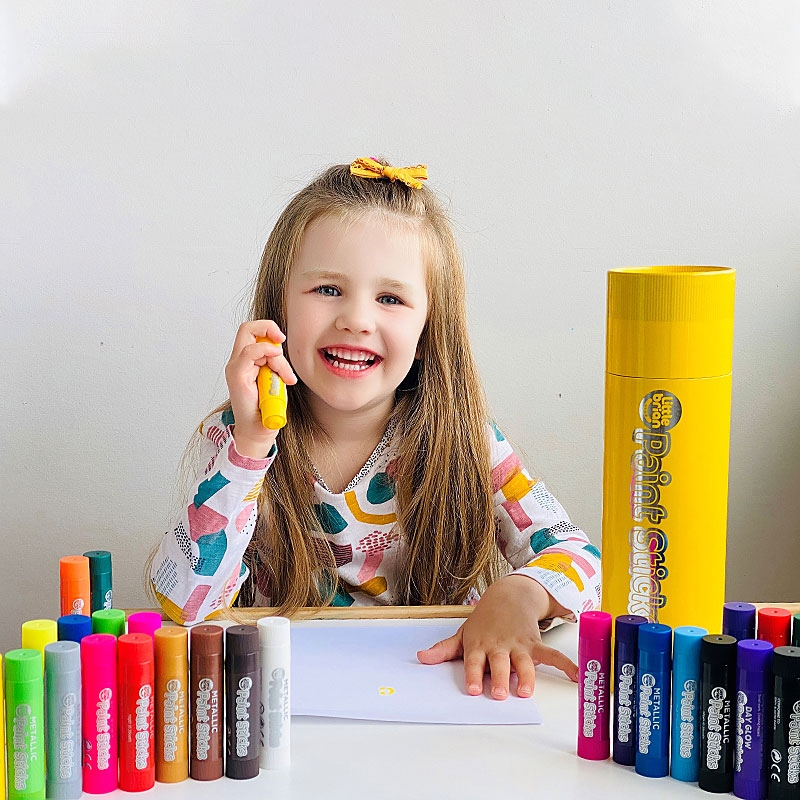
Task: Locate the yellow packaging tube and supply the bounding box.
[255,338,287,430]
[601,266,735,635]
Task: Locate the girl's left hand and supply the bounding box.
[416,575,578,699]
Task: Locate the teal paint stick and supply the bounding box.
[45,641,82,800]
[84,550,113,612]
[5,649,46,800]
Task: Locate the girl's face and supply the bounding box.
[285,211,428,423]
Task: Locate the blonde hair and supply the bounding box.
[158,162,504,612]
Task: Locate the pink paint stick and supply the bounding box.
[577,610,612,760]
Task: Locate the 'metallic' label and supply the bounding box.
[705,686,731,770]
[13,703,38,790]
[162,679,185,762]
[639,673,663,754]
[194,678,219,761]
[266,668,290,748]
[582,660,604,739]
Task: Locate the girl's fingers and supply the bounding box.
[487,651,512,700]
[231,320,286,356]
[533,643,579,682]
[511,651,537,697]
[416,632,463,665]
[462,650,487,696]
[237,342,298,384]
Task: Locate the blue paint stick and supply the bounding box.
[613,614,648,766]
[671,625,707,782]
[635,623,672,778]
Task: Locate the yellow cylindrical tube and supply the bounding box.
[602,266,735,635]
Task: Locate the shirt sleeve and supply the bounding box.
[150,409,276,624]
[489,423,602,623]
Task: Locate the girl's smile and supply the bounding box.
[319,346,382,375]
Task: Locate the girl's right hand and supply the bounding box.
[224,320,298,458]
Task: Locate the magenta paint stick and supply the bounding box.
[81,633,118,793]
[578,610,613,760]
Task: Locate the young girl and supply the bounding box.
[150,157,601,700]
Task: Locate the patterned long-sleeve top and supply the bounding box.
[151,409,601,625]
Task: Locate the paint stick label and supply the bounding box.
[195,678,219,760]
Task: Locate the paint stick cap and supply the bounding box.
[257,616,291,647]
[638,622,672,653]
[57,613,93,643]
[118,632,154,665]
[127,611,163,637]
[227,625,260,658]
[84,550,112,577]
[21,619,58,651]
[190,624,224,655]
[60,555,90,581]
[154,626,188,661]
[45,640,81,673]
[773,646,800,678]
[723,602,756,639]
[673,626,708,668]
[579,611,612,639]
[5,648,44,682]
[92,608,126,637]
[700,634,737,665]
[736,639,773,672]
[614,614,648,645]
[758,607,792,641]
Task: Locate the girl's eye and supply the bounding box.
[314,285,340,297]
[378,295,402,306]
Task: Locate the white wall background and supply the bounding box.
[2,1,798,651]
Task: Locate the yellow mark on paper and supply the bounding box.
[378,686,395,696]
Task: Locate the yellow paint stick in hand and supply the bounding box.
[256,338,287,430]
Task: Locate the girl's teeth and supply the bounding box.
[329,358,372,371]
[328,348,371,360]
[325,348,376,367]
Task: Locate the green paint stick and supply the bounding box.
[5,649,46,799]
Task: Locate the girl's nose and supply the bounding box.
[335,297,376,334]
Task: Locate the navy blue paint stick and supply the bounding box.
[613,614,648,766]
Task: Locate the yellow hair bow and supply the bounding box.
[350,157,428,189]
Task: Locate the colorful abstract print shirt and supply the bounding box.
[151,410,601,625]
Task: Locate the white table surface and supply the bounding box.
[99,618,704,800]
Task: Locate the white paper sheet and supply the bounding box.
[292,621,543,725]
